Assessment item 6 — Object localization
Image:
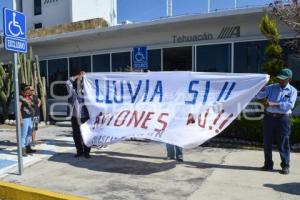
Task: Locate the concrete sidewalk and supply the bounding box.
[0,126,74,177]
[0,126,299,200]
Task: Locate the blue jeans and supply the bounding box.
[263,114,291,169]
[21,117,32,148]
[166,144,183,160]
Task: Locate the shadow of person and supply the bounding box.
[264,183,300,195]
[95,152,275,172]
[95,151,165,160]
[39,139,75,148]
[48,153,176,175]
[0,148,18,156]
[0,140,17,147]
[183,161,281,172]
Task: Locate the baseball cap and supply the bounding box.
[276,68,293,80]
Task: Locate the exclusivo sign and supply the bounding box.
[81,72,269,148]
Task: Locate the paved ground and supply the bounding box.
[0,124,74,176]
[0,126,299,200]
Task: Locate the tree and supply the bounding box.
[270,0,300,54]
[260,14,285,80]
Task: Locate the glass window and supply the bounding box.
[288,54,300,91]
[69,56,91,76]
[112,52,131,72]
[39,60,47,86]
[93,54,110,72]
[34,23,42,29]
[34,0,42,15]
[234,41,267,73]
[48,58,68,98]
[197,44,231,72]
[281,39,300,91]
[163,46,192,71]
[148,49,161,71]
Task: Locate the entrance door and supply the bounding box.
[163,46,192,71]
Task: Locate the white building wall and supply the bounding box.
[22,0,72,30]
[22,0,117,30]
[71,0,117,26]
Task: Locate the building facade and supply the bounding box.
[0,7,299,117]
[22,9,299,86]
[22,0,117,30]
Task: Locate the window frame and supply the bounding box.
[34,0,42,16]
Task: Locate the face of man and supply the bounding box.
[21,90,26,96]
[22,88,30,96]
[278,78,290,88]
[29,87,34,96]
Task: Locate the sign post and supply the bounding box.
[133,46,148,71]
[3,6,27,175]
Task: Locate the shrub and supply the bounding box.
[220,116,300,144]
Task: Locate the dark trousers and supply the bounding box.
[71,117,91,155]
[166,144,183,160]
[263,114,291,169]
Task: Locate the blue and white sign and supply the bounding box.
[133,46,148,69]
[4,37,27,53]
[3,8,27,53]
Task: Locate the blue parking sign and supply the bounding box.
[4,37,27,53]
[133,46,148,69]
[3,8,27,53]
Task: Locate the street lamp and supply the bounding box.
[167,0,172,17]
[13,0,22,11]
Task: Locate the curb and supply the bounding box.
[0,181,87,200]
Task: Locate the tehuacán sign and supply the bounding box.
[44,0,59,5]
[173,26,240,43]
[173,33,213,43]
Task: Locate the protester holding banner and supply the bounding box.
[256,68,298,175]
[66,71,91,158]
[166,144,183,162]
[20,84,36,156]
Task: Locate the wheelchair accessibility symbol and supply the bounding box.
[3,8,27,39]
[8,13,25,37]
[135,48,145,62]
[133,46,148,69]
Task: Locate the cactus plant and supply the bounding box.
[0,63,14,122]
[35,56,47,122]
[0,47,48,122]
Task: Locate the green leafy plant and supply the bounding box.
[221,116,300,145]
[260,14,285,81]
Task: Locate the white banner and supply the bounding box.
[81,72,269,148]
